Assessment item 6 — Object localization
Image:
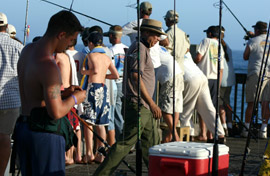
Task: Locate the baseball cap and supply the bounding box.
[164,10,179,22]
[252,21,267,32]
[87,32,103,45]
[7,24,16,37]
[0,12,8,26]
[103,25,123,37]
[203,25,219,37]
[203,25,217,33]
[140,1,152,11]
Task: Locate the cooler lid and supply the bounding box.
[149,142,229,159]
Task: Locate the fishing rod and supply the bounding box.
[220,96,257,140]
[171,0,176,142]
[69,0,74,11]
[240,21,270,176]
[73,110,136,174]
[40,0,113,27]
[212,0,222,175]
[136,0,142,175]
[214,1,252,40]
[23,0,29,45]
[221,1,249,35]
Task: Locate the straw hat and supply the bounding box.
[133,19,166,35]
[103,25,123,37]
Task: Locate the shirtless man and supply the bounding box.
[81,32,119,163]
[55,41,83,165]
[16,11,86,176]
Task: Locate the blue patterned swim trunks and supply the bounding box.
[82,83,110,126]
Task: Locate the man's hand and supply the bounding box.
[73,90,86,105]
[149,103,162,119]
[62,85,82,99]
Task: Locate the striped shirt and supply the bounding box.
[0,32,23,109]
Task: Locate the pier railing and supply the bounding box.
[233,73,247,122]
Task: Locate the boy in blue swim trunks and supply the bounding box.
[81,32,119,163]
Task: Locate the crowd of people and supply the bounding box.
[0,1,269,175]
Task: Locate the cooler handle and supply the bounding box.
[160,158,188,175]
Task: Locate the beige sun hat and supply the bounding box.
[7,24,16,37]
[103,25,123,37]
[0,12,8,26]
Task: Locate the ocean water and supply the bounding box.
[75,44,251,123]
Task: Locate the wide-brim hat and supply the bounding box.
[133,19,166,35]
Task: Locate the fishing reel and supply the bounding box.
[243,35,251,41]
[97,146,108,156]
[243,31,255,41]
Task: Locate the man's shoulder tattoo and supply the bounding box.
[49,85,61,99]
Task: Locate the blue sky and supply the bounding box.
[2,0,270,51]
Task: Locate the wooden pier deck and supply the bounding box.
[65,136,268,176]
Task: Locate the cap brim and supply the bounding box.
[133,26,166,35]
[252,25,256,28]
[103,32,109,37]
[203,29,208,32]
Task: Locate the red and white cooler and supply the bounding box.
[149,142,229,176]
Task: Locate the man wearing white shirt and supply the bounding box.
[104,25,128,144]
[122,1,152,44]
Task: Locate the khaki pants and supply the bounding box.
[94,100,159,176]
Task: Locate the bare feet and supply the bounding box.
[82,155,95,164]
[74,154,82,164]
[194,135,207,142]
[65,158,74,166]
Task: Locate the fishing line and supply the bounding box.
[40,0,113,26]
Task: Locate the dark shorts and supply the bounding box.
[82,83,110,126]
[208,79,218,108]
[15,120,65,176]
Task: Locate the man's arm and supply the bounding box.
[195,52,203,64]
[243,45,250,61]
[41,60,86,119]
[106,60,119,79]
[132,72,162,119]
[219,69,223,86]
